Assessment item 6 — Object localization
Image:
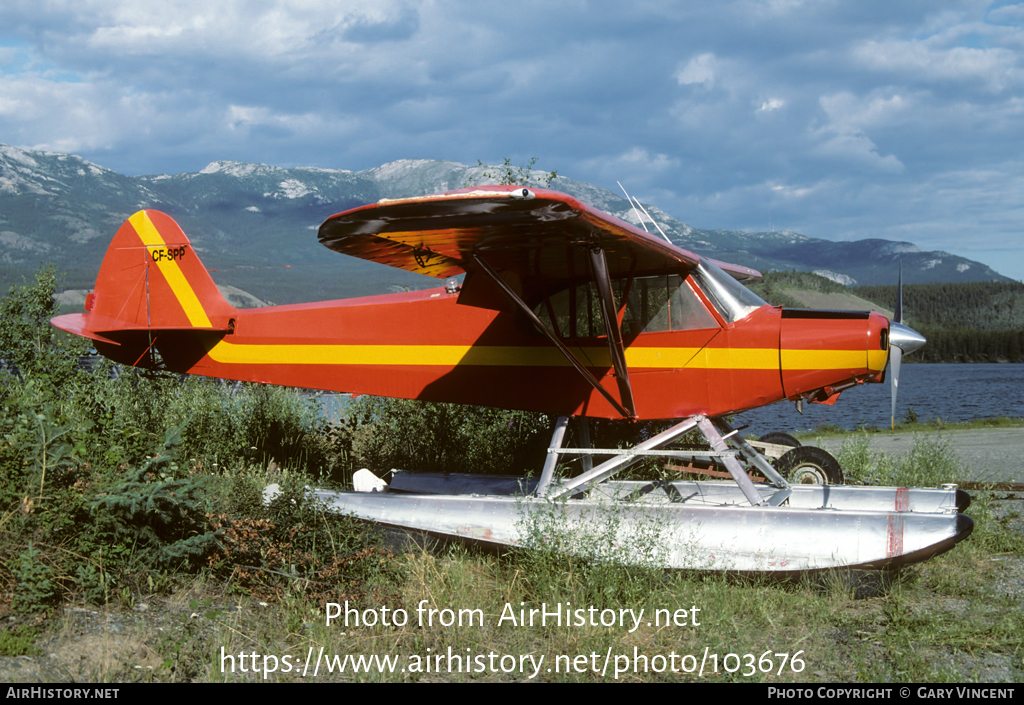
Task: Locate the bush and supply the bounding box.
[0,264,87,385]
[344,396,552,475]
[206,471,404,605]
[11,543,59,614]
[0,265,395,612]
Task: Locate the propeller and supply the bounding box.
[889,262,927,428]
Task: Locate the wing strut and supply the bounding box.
[587,245,637,417]
[470,254,633,418]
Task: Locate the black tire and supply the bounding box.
[775,445,844,485]
[757,432,801,448]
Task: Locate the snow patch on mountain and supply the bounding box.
[813,269,857,286]
[0,231,49,252]
[0,145,40,168]
[367,159,448,182]
[296,166,351,175]
[201,161,280,177]
[277,179,313,199]
[880,242,920,255]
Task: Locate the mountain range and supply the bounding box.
[0,144,1011,307]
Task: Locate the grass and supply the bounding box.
[22,541,1024,683]
[831,433,961,487]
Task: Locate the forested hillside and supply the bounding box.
[853,281,1024,363]
[749,274,1024,363]
[854,282,1024,331]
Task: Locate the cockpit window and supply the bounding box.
[689,258,768,323]
[533,273,718,339]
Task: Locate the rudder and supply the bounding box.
[52,210,236,366]
[90,210,234,330]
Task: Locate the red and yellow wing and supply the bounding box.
[318,186,759,295]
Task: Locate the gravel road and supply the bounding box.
[810,426,1024,484]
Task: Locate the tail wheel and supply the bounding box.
[775,445,844,485]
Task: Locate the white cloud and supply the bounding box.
[768,181,814,199]
[576,148,681,201]
[756,98,785,112]
[24,1,418,55]
[813,132,905,173]
[819,91,910,133]
[616,147,679,172]
[0,74,128,153]
[853,39,1021,90]
[675,53,718,86]
[736,0,823,18]
[989,4,1024,23]
[811,91,909,173]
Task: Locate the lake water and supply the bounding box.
[321,363,1024,434]
[734,363,1024,434]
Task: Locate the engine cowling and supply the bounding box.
[780,309,890,403]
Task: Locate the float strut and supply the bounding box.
[536,416,570,496]
[548,416,702,499]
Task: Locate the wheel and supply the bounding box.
[757,432,801,448]
[775,445,844,485]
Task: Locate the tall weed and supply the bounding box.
[836,434,958,487]
[513,496,670,606]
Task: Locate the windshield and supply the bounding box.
[690,258,768,323]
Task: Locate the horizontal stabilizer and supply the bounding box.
[52,313,233,346]
[51,313,123,345]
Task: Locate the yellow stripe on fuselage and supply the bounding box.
[867,349,888,372]
[130,211,212,328]
[204,340,873,372]
[206,343,565,367]
[205,342,716,368]
[781,349,865,370]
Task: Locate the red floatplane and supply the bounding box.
[52,185,971,573]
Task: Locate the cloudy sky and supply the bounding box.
[2,1,1024,280]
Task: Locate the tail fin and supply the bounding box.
[52,210,236,366]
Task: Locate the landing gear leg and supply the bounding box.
[535,415,570,496]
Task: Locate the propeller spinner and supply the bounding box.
[889,263,927,428]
